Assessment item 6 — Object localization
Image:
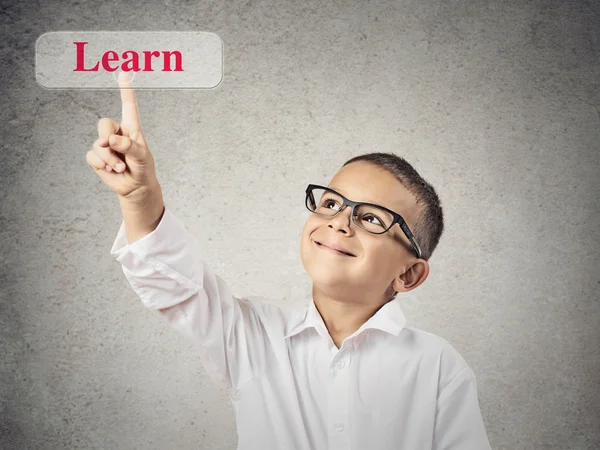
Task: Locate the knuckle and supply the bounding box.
[86,150,102,169]
[109,134,124,148]
[92,140,104,152]
[94,143,112,160]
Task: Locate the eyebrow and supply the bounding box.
[328,186,383,207]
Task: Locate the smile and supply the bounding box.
[314,240,356,257]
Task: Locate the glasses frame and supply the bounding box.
[305,183,423,259]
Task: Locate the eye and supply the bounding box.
[362,213,383,226]
[323,199,339,209]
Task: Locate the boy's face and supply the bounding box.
[300,161,421,303]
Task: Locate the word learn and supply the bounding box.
[72,41,184,72]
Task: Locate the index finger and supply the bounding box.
[118,71,142,138]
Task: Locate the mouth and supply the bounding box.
[314,240,356,257]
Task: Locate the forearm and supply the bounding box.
[118,187,165,244]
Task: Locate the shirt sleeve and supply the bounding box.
[109,204,266,393]
[432,366,492,449]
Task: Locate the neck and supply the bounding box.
[311,285,387,344]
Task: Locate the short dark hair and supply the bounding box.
[342,152,444,262]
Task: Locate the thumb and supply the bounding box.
[109,134,147,161]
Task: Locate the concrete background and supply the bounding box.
[1,0,599,448]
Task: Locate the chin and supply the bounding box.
[304,261,350,288]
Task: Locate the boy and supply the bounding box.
[93,73,492,449]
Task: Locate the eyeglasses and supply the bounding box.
[305,184,422,259]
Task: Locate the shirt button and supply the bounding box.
[335,423,345,432]
[338,360,346,369]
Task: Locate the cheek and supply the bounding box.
[301,218,320,243]
[300,234,309,260]
[299,222,317,261]
[362,241,395,274]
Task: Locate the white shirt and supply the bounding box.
[110,204,492,450]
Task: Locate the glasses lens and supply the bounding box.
[306,187,395,234]
[354,204,394,233]
[306,188,343,215]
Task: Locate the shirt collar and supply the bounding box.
[284,296,407,340]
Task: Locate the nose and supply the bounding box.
[327,205,353,233]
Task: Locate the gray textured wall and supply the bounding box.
[1,0,599,449]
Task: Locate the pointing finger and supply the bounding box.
[118,71,144,143]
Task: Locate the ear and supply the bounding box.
[392,260,430,293]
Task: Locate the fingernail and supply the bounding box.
[109,135,119,145]
[105,164,112,172]
[115,162,125,172]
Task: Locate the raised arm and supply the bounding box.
[87,72,265,392]
[109,204,265,393]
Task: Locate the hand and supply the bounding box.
[86,71,161,203]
